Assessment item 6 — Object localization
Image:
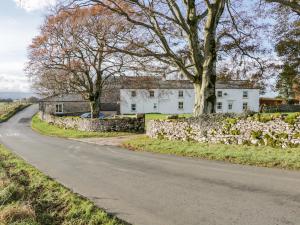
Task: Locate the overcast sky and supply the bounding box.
[0,0,276,97]
[0,0,56,93]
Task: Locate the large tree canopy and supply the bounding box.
[64,0,267,115]
[27,5,130,116]
[266,0,300,15]
[26,0,298,115]
[273,6,300,100]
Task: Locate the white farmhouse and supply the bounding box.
[120,78,260,114]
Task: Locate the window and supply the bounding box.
[178,101,184,110]
[217,102,222,110]
[131,91,136,97]
[131,104,136,112]
[153,103,157,110]
[178,90,184,98]
[228,102,233,110]
[243,102,248,111]
[55,103,63,113]
[149,90,155,97]
[243,91,248,98]
[217,91,223,97]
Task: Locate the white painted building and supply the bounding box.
[120,78,260,114]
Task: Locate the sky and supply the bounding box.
[0,0,56,93]
[0,0,276,97]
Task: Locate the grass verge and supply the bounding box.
[145,113,192,121]
[123,136,300,170]
[0,144,126,225]
[31,115,133,138]
[0,104,30,123]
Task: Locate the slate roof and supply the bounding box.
[216,80,260,89]
[40,94,87,102]
[41,77,259,102]
[120,76,259,89]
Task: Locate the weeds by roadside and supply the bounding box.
[0,145,127,225]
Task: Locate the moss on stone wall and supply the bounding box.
[147,113,300,148]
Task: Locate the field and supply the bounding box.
[0,102,20,112]
[0,102,29,122]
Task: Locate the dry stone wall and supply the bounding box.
[147,113,300,148]
[262,104,300,113]
[39,112,145,133]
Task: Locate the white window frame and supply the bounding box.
[217,91,223,98]
[228,102,233,110]
[217,102,222,110]
[243,102,248,110]
[243,91,248,99]
[55,103,63,113]
[178,101,184,110]
[131,90,136,97]
[178,90,184,98]
[131,103,136,112]
[149,90,155,98]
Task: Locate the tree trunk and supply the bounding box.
[193,82,202,116]
[193,31,217,116]
[199,70,216,114]
[199,31,217,115]
[192,1,224,116]
[89,92,101,118]
[193,76,216,117]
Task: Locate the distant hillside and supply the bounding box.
[0,92,34,100]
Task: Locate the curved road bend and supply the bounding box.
[0,105,300,225]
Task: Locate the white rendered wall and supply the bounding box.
[120,88,260,114]
[215,89,260,113]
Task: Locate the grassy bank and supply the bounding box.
[31,115,133,138]
[0,145,126,225]
[145,113,192,121]
[123,136,300,170]
[0,103,30,122]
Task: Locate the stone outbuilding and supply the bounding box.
[39,93,119,116]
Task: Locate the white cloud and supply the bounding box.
[0,61,31,92]
[0,73,30,92]
[13,0,57,12]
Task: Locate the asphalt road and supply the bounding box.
[0,105,300,225]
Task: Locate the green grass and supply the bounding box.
[0,103,30,122]
[123,136,300,170]
[0,145,126,225]
[145,113,192,121]
[31,115,133,138]
[111,113,192,123]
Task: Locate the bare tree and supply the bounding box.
[265,0,300,15]
[63,0,225,116]
[27,5,130,117]
[64,0,269,116]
